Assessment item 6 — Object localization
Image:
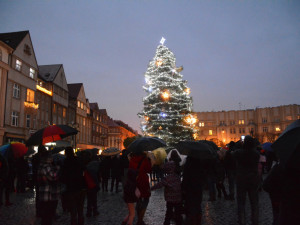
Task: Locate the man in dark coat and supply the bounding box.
[224,141,237,200]
[233,136,260,225]
[60,147,86,225]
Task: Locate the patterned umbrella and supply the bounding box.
[0,142,28,158]
[101,147,121,156]
[26,124,78,146]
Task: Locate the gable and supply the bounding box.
[13,33,38,69]
[53,65,68,92]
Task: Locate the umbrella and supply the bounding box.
[0,142,28,158]
[101,147,121,156]
[127,137,166,154]
[26,124,78,146]
[176,141,216,160]
[271,119,300,168]
[52,153,65,164]
[50,146,66,154]
[262,142,273,152]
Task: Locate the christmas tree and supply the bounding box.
[139,38,197,146]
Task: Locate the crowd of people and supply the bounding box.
[0,135,299,225]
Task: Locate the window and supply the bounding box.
[238,120,244,125]
[262,118,267,123]
[199,122,204,127]
[209,130,213,135]
[286,116,292,121]
[29,68,35,79]
[298,116,300,119]
[275,127,281,132]
[220,121,225,126]
[263,127,268,132]
[33,116,36,129]
[13,84,20,98]
[26,89,35,102]
[15,59,22,71]
[230,120,235,125]
[11,111,19,126]
[53,104,56,113]
[0,49,2,61]
[26,114,31,128]
[63,108,66,118]
[81,102,84,109]
[83,118,85,126]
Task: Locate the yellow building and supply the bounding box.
[195,104,300,146]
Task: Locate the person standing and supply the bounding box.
[60,147,86,225]
[16,156,29,193]
[110,155,122,193]
[128,151,154,225]
[0,154,8,206]
[182,156,208,225]
[151,161,183,225]
[224,141,237,200]
[234,135,260,225]
[37,151,60,225]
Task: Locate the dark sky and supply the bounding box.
[1,0,300,133]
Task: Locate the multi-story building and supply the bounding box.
[0,31,39,143]
[37,64,69,129]
[0,40,13,145]
[67,83,92,149]
[89,103,109,150]
[195,104,300,145]
[108,117,137,150]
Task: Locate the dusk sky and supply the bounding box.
[1,0,300,133]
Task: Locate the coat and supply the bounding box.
[129,155,152,198]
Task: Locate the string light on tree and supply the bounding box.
[138,37,196,145]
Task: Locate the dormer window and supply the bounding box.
[16,59,22,71]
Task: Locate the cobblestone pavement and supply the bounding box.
[0,179,273,225]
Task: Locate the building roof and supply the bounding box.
[107,117,119,127]
[0,31,29,49]
[114,120,137,134]
[99,109,107,115]
[68,83,83,99]
[90,103,99,110]
[38,64,62,82]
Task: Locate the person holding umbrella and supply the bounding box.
[233,135,260,225]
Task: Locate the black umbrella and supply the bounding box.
[127,137,166,154]
[271,119,300,168]
[176,140,217,160]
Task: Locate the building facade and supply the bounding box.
[0,31,39,143]
[0,41,13,145]
[108,117,137,150]
[195,104,300,145]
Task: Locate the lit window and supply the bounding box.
[298,116,300,119]
[26,89,35,102]
[53,104,56,113]
[16,59,22,71]
[239,120,244,125]
[263,127,268,132]
[275,127,281,132]
[209,130,213,135]
[63,108,66,118]
[81,102,84,109]
[286,116,292,121]
[77,101,80,108]
[97,115,99,121]
[83,118,85,126]
[13,83,20,98]
[26,114,31,128]
[29,68,35,79]
[199,122,204,127]
[11,111,19,126]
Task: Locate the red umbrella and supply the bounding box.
[26,124,78,146]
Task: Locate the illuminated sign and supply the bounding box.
[36,85,52,96]
[24,102,39,109]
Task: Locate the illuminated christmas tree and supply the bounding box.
[139,38,197,145]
